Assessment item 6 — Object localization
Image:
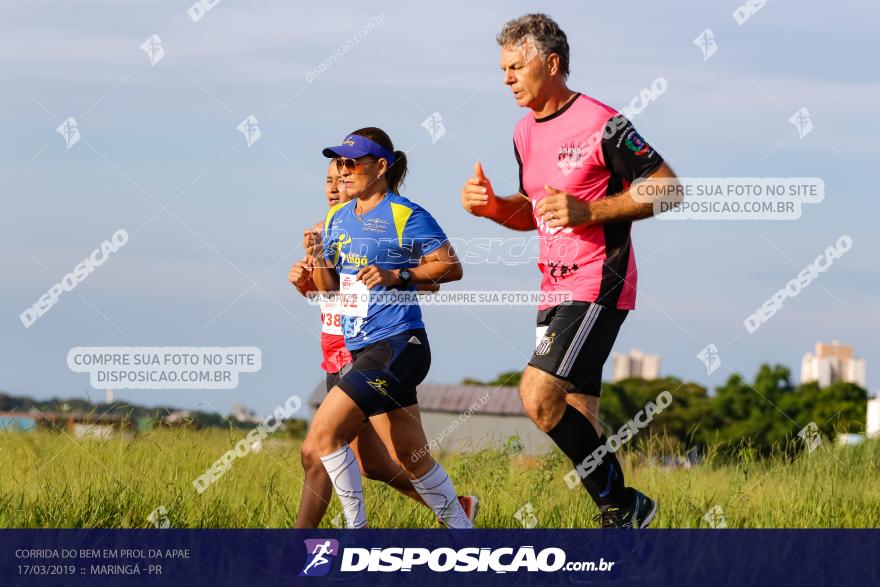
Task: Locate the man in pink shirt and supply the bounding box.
[462,13,678,528]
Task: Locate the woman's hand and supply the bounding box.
[288,259,312,287]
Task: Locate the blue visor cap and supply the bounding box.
[322,134,395,166]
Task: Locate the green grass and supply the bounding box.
[1,429,878,528]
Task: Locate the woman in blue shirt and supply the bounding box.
[301,127,475,529]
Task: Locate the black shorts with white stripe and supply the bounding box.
[528,302,629,396]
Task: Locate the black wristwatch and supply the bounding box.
[398,268,412,288]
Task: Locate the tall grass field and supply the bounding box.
[2,429,878,528]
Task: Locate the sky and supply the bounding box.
[1,0,877,418]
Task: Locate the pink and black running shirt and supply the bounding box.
[513,93,664,310]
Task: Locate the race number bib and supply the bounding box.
[319,294,343,335]
[340,274,370,318]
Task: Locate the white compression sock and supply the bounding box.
[319,444,366,529]
[410,462,473,529]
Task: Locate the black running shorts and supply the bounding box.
[528,302,628,396]
[334,329,431,417]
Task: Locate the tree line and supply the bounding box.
[464,364,868,456]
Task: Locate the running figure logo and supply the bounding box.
[367,378,390,396]
[56,117,80,149]
[140,34,165,66]
[693,29,717,61]
[237,115,262,147]
[697,344,721,375]
[789,108,813,139]
[299,538,339,577]
[421,112,446,143]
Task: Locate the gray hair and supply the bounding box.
[496,13,570,79]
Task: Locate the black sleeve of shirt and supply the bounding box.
[514,139,527,197]
[600,115,664,183]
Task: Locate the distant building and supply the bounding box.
[867,397,880,439]
[0,412,37,432]
[0,411,134,437]
[800,340,866,387]
[836,433,865,446]
[308,383,554,454]
[231,403,259,424]
[611,349,661,382]
[163,410,191,425]
[150,411,200,430]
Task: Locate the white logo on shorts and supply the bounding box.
[535,326,555,356]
